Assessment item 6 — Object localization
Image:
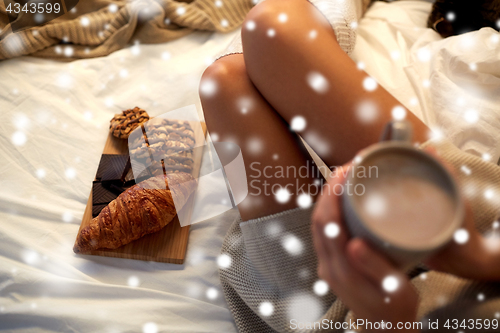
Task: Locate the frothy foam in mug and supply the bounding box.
[355,152,456,250]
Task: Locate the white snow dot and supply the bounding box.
[247,137,263,154]
[307,71,329,94]
[297,193,312,209]
[259,302,274,316]
[200,78,217,97]
[105,97,114,107]
[493,221,499,229]
[142,322,158,333]
[176,6,186,15]
[206,287,218,300]
[446,12,456,21]
[469,63,477,71]
[266,223,283,237]
[83,111,93,121]
[365,193,386,217]
[109,4,118,12]
[324,222,340,239]
[356,100,378,124]
[246,20,256,31]
[162,51,171,60]
[57,73,73,88]
[491,35,500,45]
[417,48,431,62]
[65,168,77,179]
[34,13,44,23]
[80,16,90,27]
[482,153,491,161]
[128,276,140,287]
[351,156,363,165]
[267,28,276,37]
[12,131,27,146]
[119,69,129,78]
[221,19,229,27]
[390,50,401,60]
[217,254,232,268]
[210,132,219,142]
[420,273,427,280]
[497,19,500,29]
[290,116,306,131]
[485,189,494,199]
[309,30,317,39]
[36,169,46,179]
[22,250,39,265]
[422,80,431,88]
[275,187,291,203]
[454,228,469,244]
[272,154,279,160]
[477,293,485,301]
[363,77,378,92]
[62,211,73,223]
[392,106,407,120]
[278,13,288,23]
[357,61,366,70]
[461,165,471,175]
[131,44,141,56]
[282,234,303,255]
[313,280,329,296]
[382,275,399,293]
[287,293,322,323]
[215,0,223,7]
[464,109,478,123]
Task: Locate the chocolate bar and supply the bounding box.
[92,181,119,205]
[96,154,131,182]
[92,204,108,218]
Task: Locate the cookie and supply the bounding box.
[109,107,150,139]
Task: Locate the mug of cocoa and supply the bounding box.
[342,120,464,268]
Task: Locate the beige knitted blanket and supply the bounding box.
[0,0,253,60]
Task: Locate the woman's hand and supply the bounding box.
[424,195,500,280]
[312,165,419,331]
[422,148,500,281]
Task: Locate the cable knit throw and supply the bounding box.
[0,0,254,60]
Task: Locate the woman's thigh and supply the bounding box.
[241,0,430,167]
[200,54,322,221]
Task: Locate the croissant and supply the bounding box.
[73,172,196,253]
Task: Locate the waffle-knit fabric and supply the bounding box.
[220,138,500,332]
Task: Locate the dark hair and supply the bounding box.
[427,0,500,38]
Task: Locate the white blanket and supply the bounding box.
[1,1,499,332]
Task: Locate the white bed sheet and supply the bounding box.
[1,1,500,332]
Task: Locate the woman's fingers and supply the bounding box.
[347,238,408,295]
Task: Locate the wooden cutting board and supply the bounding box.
[75,120,207,264]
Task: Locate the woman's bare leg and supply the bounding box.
[241,0,430,167]
[200,54,322,221]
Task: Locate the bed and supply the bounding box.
[0,1,499,332]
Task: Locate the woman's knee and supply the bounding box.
[199,54,250,129]
[199,54,247,104]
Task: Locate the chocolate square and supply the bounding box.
[92,181,119,205]
[92,204,108,218]
[96,154,130,182]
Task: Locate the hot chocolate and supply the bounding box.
[355,152,457,250]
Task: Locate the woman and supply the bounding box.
[199,0,500,331]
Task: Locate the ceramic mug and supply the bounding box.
[341,120,464,268]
